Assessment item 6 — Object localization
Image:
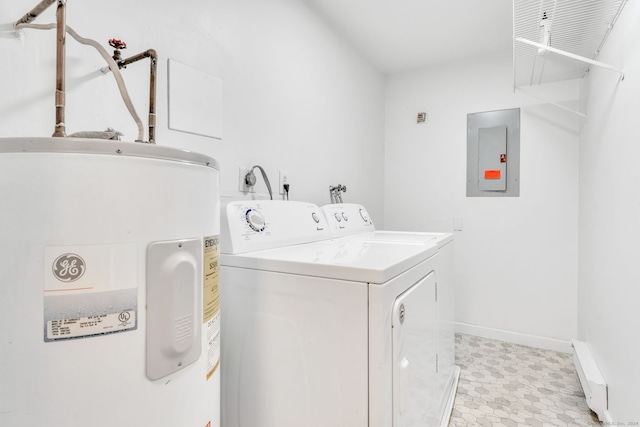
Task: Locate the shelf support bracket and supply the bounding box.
[515,37,624,80]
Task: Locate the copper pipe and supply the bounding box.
[16,0,67,137]
[118,49,157,143]
[52,0,66,137]
[15,0,57,26]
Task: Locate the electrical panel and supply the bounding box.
[466,108,520,197]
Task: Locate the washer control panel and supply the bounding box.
[222,200,332,254]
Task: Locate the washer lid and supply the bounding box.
[220,239,438,284]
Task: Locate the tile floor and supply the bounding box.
[449,333,601,427]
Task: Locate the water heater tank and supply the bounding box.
[0,137,220,427]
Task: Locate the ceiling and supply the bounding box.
[300,0,514,74]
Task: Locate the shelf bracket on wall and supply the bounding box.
[515,37,624,81]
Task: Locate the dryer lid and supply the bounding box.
[220,238,437,284]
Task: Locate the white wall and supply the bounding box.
[578,2,640,422]
[0,0,385,219]
[384,50,580,351]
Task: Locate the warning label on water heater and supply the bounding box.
[203,235,221,380]
[43,243,138,342]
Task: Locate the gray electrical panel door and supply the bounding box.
[478,126,507,191]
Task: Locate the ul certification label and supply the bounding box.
[43,243,138,342]
[203,236,221,380]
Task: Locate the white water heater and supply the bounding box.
[0,138,220,427]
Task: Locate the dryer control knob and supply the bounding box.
[342,212,349,221]
[246,209,266,232]
[311,212,320,223]
[359,209,369,223]
[334,213,342,222]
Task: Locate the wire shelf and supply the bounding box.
[513,0,627,88]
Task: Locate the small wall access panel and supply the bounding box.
[168,59,223,140]
[467,108,520,197]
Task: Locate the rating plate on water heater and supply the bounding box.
[46,310,136,340]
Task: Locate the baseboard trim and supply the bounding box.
[455,322,573,353]
[439,366,461,427]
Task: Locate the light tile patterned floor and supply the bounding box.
[449,333,601,427]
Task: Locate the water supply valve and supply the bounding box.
[108,38,127,62]
[329,184,347,204]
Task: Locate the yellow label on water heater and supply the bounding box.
[203,235,221,380]
[203,236,220,322]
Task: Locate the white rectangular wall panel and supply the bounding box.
[168,59,223,139]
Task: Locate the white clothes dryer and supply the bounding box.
[322,203,460,426]
[220,200,447,427]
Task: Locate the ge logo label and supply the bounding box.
[52,253,86,282]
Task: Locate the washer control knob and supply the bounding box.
[342,212,348,221]
[334,213,342,222]
[311,212,320,223]
[245,209,266,232]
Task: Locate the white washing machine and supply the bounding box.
[220,200,450,427]
[322,203,460,426]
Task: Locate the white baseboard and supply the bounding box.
[439,366,461,427]
[455,322,573,353]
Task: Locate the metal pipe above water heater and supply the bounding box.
[15,0,57,25]
[53,0,66,137]
[16,0,68,138]
[115,46,158,143]
[15,1,158,143]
